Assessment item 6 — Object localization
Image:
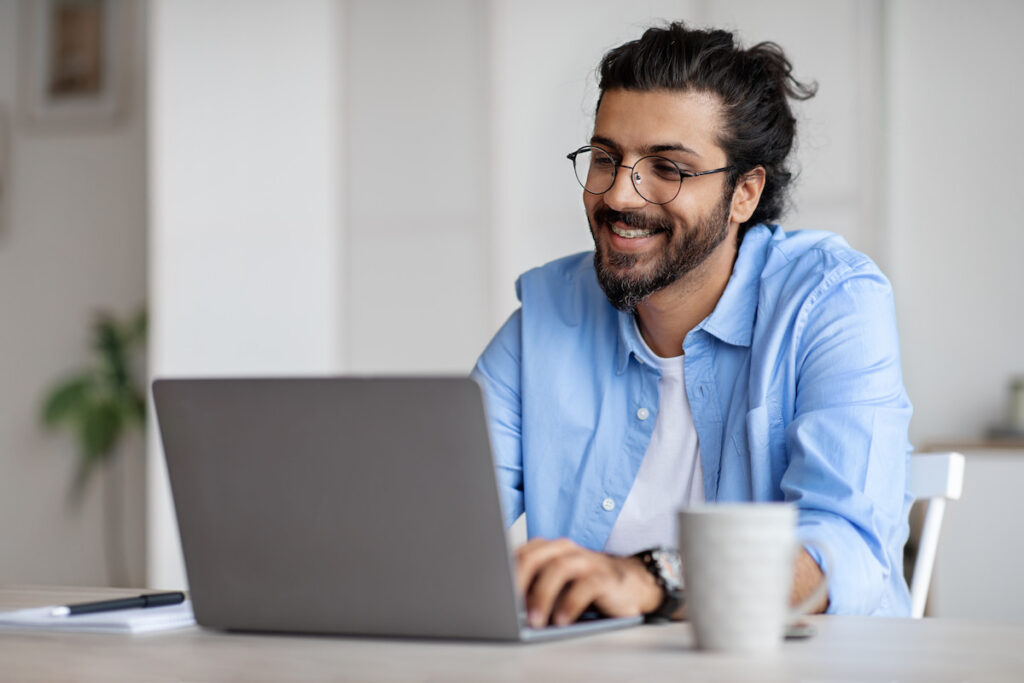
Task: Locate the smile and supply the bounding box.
[610,225,659,239]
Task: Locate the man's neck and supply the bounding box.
[634,237,739,358]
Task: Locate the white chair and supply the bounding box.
[907,452,965,618]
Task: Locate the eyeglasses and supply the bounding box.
[566,146,733,205]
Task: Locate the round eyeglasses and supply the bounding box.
[567,146,733,205]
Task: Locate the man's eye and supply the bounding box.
[591,156,616,168]
[649,160,683,180]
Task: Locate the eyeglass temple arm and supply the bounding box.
[686,166,733,177]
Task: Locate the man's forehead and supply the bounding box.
[592,88,724,158]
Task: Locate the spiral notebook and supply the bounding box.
[0,600,195,634]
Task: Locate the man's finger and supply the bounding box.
[514,537,579,596]
[551,575,605,626]
[524,551,591,627]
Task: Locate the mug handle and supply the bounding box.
[789,540,832,619]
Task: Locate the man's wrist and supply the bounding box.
[630,548,684,620]
[624,555,664,614]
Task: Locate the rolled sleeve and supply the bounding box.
[782,271,913,615]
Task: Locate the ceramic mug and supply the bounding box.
[677,503,829,654]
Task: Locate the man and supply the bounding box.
[472,22,913,626]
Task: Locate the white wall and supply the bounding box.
[886,0,1024,445]
[0,0,148,586]
[147,0,345,588]
[345,0,490,372]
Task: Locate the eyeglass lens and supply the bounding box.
[572,147,683,204]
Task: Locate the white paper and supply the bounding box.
[0,600,195,634]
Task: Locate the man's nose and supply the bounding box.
[602,166,648,212]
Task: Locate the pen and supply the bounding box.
[50,592,186,617]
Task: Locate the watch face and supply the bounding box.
[652,550,682,592]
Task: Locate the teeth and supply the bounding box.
[611,225,656,239]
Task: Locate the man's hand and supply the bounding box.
[793,548,829,613]
[515,538,662,628]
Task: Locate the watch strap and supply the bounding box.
[632,547,684,622]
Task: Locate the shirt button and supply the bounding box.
[602,498,615,511]
[636,407,650,420]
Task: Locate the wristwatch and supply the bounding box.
[632,547,684,622]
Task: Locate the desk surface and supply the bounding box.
[3,586,1023,682]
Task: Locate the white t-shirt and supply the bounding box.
[602,327,704,556]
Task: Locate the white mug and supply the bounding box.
[677,503,828,654]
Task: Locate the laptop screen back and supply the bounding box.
[153,376,522,640]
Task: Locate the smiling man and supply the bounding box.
[472,22,913,625]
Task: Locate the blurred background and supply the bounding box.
[1,0,1021,621]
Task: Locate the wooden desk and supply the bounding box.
[3,586,1024,682]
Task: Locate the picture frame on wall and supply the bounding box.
[18,0,130,129]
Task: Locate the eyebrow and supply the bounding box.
[590,135,703,158]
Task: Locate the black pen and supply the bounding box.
[50,592,186,617]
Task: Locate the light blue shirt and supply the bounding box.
[472,224,913,616]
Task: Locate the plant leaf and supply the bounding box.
[42,374,95,427]
[77,400,123,460]
[93,314,129,390]
[68,403,122,505]
[44,308,148,498]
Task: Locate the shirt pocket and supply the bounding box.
[726,405,784,501]
[743,404,771,459]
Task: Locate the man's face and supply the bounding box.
[585,89,736,311]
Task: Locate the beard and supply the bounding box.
[590,193,732,311]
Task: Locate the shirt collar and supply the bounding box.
[614,224,775,370]
[615,307,647,374]
[699,224,774,347]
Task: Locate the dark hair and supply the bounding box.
[597,22,817,238]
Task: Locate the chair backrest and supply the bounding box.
[907,452,965,618]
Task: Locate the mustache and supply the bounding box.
[593,207,672,233]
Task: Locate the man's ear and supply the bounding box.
[729,167,766,224]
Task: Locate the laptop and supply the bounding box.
[152,376,643,642]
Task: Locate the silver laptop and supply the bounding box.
[152,376,642,642]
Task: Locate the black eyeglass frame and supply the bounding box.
[566,145,734,205]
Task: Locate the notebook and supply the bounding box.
[0,600,195,634]
[152,376,643,642]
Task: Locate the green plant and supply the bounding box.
[42,309,148,499]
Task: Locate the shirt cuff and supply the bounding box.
[797,510,886,615]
